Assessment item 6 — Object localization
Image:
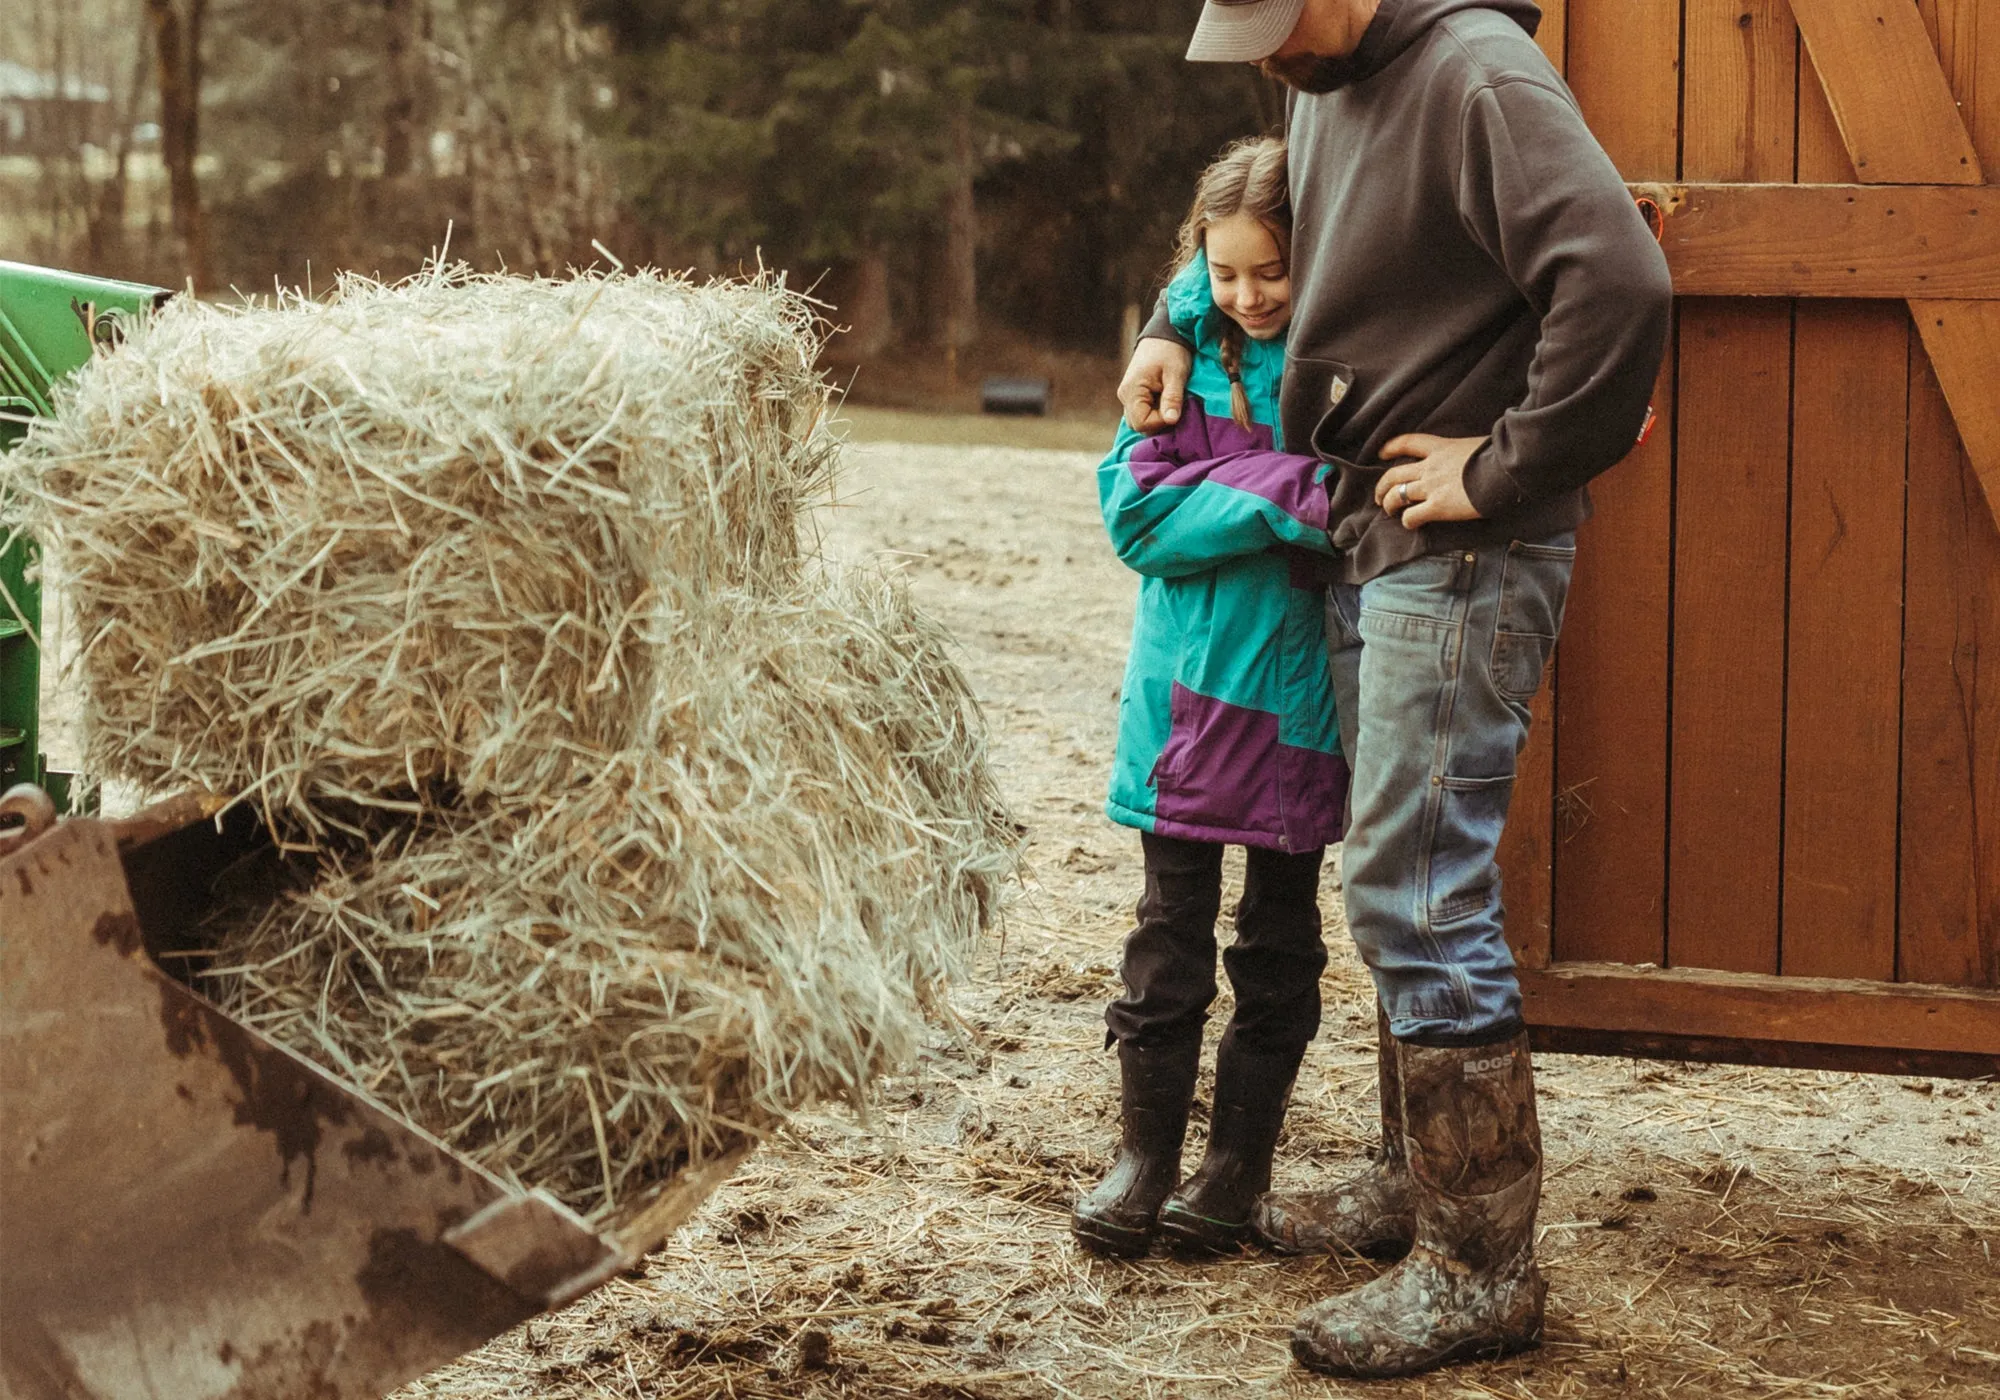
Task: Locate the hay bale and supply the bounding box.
[2,268,1014,1226]
[7,266,834,832]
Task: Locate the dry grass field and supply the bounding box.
[40,413,1995,1398]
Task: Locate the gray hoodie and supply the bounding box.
[1151,0,1674,582]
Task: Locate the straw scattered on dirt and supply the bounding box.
[395,429,2000,1399]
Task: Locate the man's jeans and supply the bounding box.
[1326,534,1576,1044]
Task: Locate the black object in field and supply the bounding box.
[981,376,1051,416]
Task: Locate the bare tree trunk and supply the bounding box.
[381,0,419,178]
[38,0,77,260]
[146,0,210,290]
[828,248,893,362]
[942,109,978,352]
[89,23,154,270]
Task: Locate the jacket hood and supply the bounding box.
[1327,0,1540,90]
[1164,253,1218,340]
[1165,251,1295,361]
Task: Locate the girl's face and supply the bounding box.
[1205,213,1291,340]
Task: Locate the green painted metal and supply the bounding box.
[0,260,169,799]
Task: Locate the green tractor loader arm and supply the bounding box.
[0,260,172,803]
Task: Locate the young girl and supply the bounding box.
[1073,136,1347,1257]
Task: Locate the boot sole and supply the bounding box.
[1254,1227,1412,1261]
[1291,1325,1542,1379]
[1071,1214,1154,1259]
[1156,1204,1250,1254]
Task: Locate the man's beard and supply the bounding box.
[1259,52,1363,94]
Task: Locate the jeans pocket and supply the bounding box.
[1428,772,1514,928]
[1489,539,1576,702]
[1360,550,1468,629]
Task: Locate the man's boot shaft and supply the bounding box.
[1292,1030,1546,1378]
[1253,1001,1415,1258]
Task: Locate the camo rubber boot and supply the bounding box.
[1253,1002,1415,1259]
[1156,1034,1299,1252]
[1072,1035,1203,1257]
[1291,1031,1545,1378]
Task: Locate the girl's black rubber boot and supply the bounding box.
[1072,1036,1202,1258]
[1157,1036,1299,1253]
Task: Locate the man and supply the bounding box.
[1117,0,1672,1378]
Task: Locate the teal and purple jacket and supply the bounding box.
[1099,255,1348,853]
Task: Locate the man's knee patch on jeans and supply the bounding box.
[1429,774,1513,926]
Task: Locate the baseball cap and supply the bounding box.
[1185,0,1309,63]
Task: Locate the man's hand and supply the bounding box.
[1376,434,1488,529]
[1119,338,1194,434]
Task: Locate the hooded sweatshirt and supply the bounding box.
[1148,0,1674,582]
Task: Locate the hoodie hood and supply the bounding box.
[1307,0,1540,91]
[1164,253,1218,340]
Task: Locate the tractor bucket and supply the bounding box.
[0,792,736,1400]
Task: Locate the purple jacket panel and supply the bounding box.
[1152,684,1349,852]
[1125,404,1332,533]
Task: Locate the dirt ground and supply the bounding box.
[377,415,2000,1400]
[40,413,1995,1398]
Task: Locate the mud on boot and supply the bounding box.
[1254,1002,1414,1259]
[1256,1149,1415,1260]
[1072,1036,1202,1257]
[1291,1030,1546,1378]
[1157,1035,1299,1253]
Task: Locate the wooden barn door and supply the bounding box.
[1501,0,2000,1078]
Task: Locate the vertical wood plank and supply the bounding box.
[1667,0,1799,975]
[1534,0,1568,76]
[1903,0,2000,992]
[1683,0,1798,182]
[1553,339,1676,967]
[1780,10,1906,984]
[1551,0,1681,966]
[1500,0,1565,974]
[1565,0,1682,179]
[1900,338,2000,989]
[1782,301,1907,981]
[1670,303,1791,973]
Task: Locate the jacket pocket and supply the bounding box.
[1151,677,1198,789]
[1489,539,1576,703]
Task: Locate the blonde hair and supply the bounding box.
[1169,136,1291,430]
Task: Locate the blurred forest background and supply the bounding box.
[2,0,1285,401]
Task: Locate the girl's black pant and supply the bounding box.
[1105,831,1328,1056]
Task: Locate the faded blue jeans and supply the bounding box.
[1326,534,1576,1044]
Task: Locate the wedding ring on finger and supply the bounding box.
[1396,482,1413,509]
